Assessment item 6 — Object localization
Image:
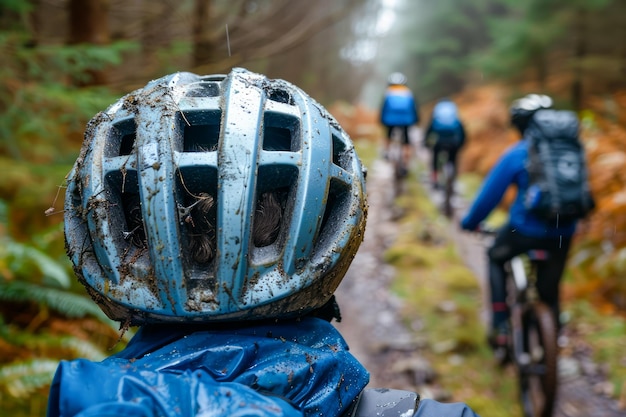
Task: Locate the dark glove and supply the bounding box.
[415,399,482,417]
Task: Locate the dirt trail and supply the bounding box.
[335,157,417,390]
[334,135,625,415]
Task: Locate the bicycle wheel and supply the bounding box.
[518,302,558,417]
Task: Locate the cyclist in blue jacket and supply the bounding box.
[48,68,480,417]
[460,94,576,350]
[424,98,466,188]
[380,72,420,170]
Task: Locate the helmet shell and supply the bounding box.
[387,72,407,86]
[65,68,367,324]
[510,94,553,133]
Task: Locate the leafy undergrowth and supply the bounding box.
[0,196,132,417]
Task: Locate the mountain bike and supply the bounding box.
[481,230,558,417]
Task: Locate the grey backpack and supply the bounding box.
[524,109,595,222]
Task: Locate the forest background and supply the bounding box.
[1,0,626,416]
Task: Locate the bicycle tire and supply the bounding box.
[518,302,558,417]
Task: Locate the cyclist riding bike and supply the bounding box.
[459,94,577,351]
[48,68,480,417]
[380,72,420,173]
[423,98,466,189]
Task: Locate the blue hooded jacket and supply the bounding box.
[380,85,419,127]
[461,140,577,238]
[47,316,483,417]
[47,318,368,417]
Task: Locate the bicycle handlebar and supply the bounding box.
[461,222,498,236]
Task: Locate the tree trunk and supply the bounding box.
[193,0,218,68]
[535,48,548,91]
[571,8,586,112]
[26,0,41,47]
[68,0,110,85]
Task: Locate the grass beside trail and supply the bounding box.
[563,299,626,402]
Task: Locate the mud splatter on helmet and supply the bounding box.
[65,68,368,324]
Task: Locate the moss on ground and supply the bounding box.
[565,299,626,399]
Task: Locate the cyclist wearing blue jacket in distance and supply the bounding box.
[49,68,480,417]
[460,94,576,350]
[424,98,466,188]
[380,72,420,169]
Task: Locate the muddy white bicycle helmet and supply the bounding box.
[65,68,368,324]
[510,94,553,133]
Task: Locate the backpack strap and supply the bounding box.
[343,388,420,417]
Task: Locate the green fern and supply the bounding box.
[54,337,108,361]
[8,331,108,362]
[3,241,70,288]
[0,359,59,398]
[0,280,107,320]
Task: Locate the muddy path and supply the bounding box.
[334,156,436,393]
[334,135,624,416]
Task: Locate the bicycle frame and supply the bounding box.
[476,228,557,417]
[508,255,539,368]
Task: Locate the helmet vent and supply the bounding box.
[185,81,220,98]
[312,178,350,260]
[103,169,146,249]
[183,192,218,265]
[121,191,147,248]
[263,112,301,151]
[180,110,221,152]
[252,190,287,248]
[107,117,136,157]
[250,167,294,264]
[176,167,219,267]
[267,88,294,105]
[100,182,154,305]
[331,132,353,171]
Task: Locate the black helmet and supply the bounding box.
[387,72,407,86]
[510,94,553,133]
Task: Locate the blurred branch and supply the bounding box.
[192,0,362,74]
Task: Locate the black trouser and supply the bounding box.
[387,126,410,145]
[431,143,459,176]
[487,225,572,329]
